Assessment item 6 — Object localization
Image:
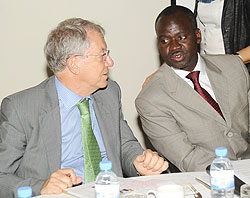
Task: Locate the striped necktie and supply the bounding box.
[186,71,224,119]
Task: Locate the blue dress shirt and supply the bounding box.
[55,76,107,183]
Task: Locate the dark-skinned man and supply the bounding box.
[136,5,250,172]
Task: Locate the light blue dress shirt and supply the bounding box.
[55,76,107,183]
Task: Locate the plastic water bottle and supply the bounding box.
[17,186,32,198]
[210,147,235,198]
[95,160,120,198]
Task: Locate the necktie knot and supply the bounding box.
[186,71,200,85]
[77,98,89,116]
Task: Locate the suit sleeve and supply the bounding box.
[247,75,250,144]
[0,97,44,197]
[248,78,250,143]
[235,55,250,141]
[113,81,144,176]
[243,60,250,142]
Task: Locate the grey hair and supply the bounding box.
[44,18,105,73]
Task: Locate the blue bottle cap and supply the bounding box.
[215,147,228,157]
[99,160,112,171]
[17,186,32,198]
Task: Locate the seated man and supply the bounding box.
[0,18,168,197]
[136,5,250,172]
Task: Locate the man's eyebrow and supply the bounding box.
[178,31,188,34]
[158,35,168,39]
[101,47,107,52]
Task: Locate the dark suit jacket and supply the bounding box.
[136,54,250,172]
[0,77,143,197]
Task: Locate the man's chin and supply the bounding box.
[168,62,186,70]
[168,62,194,71]
[98,81,108,89]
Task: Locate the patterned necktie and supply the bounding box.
[186,71,224,119]
[77,98,102,183]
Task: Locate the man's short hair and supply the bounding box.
[155,5,197,30]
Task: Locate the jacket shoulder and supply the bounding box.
[1,77,57,111]
[201,54,247,72]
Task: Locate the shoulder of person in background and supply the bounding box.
[142,70,158,88]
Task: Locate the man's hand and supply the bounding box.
[40,168,82,195]
[133,149,169,176]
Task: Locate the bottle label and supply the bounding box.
[95,184,120,198]
[211,170,235,190]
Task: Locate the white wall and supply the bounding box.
[0,0,170,148]
[176,0,195,11]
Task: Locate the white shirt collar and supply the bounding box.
[171,53,206,79]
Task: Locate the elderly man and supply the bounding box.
[136,5,250,172]
[0,18,168,197]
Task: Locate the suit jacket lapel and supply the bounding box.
[161,64,226,125]
[92,88,123,176]
[204,56,231,126]
[39,77,61,174]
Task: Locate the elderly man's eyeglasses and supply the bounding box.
[74,50,110,61]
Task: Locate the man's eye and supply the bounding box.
[160,39,168,44]
[179,35,186,40]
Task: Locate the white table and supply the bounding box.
[33,171,214,198]
[35,158,250,198]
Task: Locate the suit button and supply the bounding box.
[227,132,233,137]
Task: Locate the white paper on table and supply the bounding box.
[232,159,250,184]
[66,181,95,198]
[65,177,195,198]
[119,177,195,197]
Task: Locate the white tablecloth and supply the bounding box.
[33,157,250,197]
[33,171,216,198]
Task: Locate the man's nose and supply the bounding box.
[105,55,114,67]
[170,39,181,51]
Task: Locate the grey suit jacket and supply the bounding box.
[0,77,143,197]
[136,54,250,172]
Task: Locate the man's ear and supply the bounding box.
[67,56,80,75]
[195,28,202,45]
